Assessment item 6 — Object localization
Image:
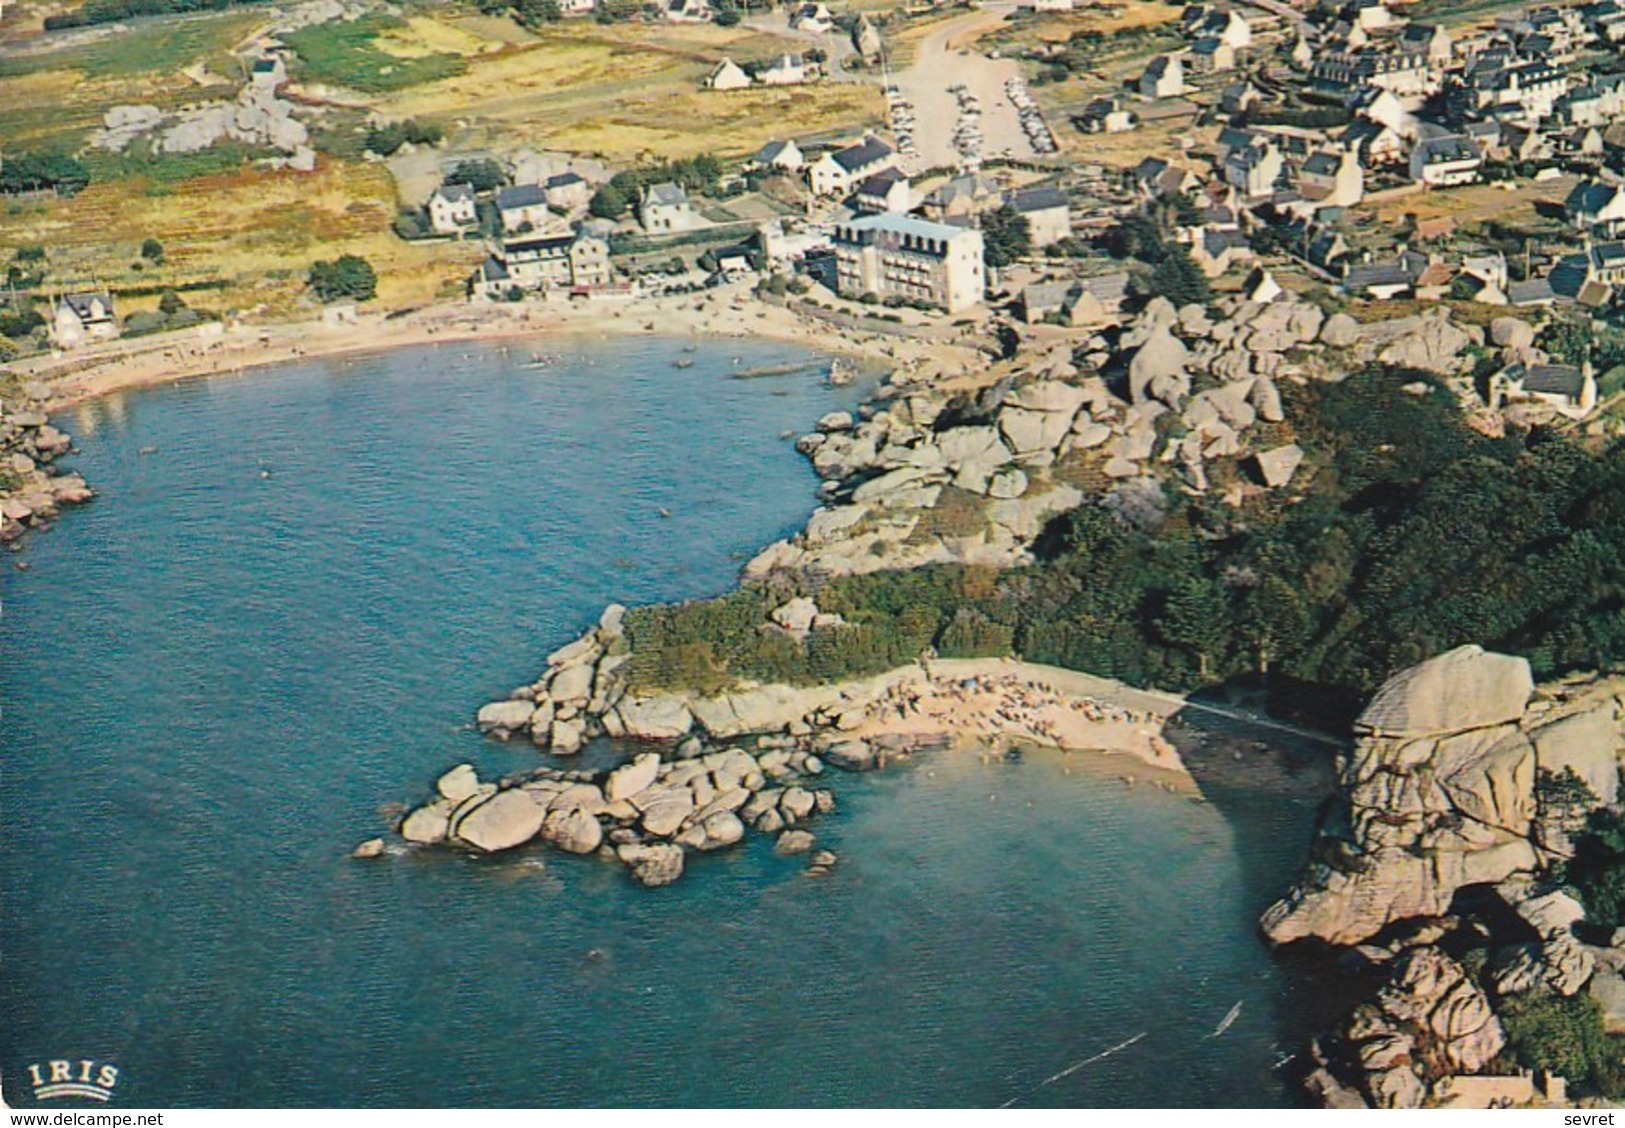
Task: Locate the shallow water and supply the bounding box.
[2,338,1326,1107]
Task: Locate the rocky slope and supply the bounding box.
[747,293,1481,580]
[1262,645,1622,948]
[1267,645,1625,1107]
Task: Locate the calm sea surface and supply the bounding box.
[2,337,1328,1107]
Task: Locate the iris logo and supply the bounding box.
[26,1059,119,1102]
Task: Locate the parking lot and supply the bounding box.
[891,8,1048,170]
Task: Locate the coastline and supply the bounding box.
[20,284,983,411]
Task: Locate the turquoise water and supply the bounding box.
[2,338,1325,1107]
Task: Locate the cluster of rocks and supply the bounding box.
[98,81,316,171]
[0,396,92,547]
[388,743,838,886]
[1306,946,1506,1109]
[1267,644,1625,1106]
[1262,645,1622,948]
[747,293,1482,580]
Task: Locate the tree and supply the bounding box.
[158,289,185,316]
[140,238,165,263]
[982,204,1033,269]
[714,0,742,25]
[1149,244,1211,307]
[589,183,628,219]
[444,158,506,193]
[308,255,378,302]
[1157,577,1231,678]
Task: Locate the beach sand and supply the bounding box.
[20,283,984,410]
[817,656,1195,785]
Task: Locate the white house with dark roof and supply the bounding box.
[428,183,479,235]
[1492,360,1597,418]
[638,182,694,233]
[790,2,833,32]
[1008,186,1071,248]
[1567,179,1625,235]
[852,168,911,214]
[665,0,712,21]
[496,184,553,234]
[757,53,812,86]
[544,172,591,212]
[1139,54,1187,99]
[477,231,612,297]
[1409,134,1482,185]
[808,137,895,197]
[52,293,118,348]
[751,139,804,173]
[704,58,751,90]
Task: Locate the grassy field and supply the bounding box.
[374,22,884,160]
[0,161,477,313]
[1362,177,1574,228]
[284,13,469,94]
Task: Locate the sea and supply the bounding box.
[0,336,1338,1107]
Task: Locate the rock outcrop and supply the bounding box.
[1307,946,1506,1108]
[1264,646,1625,948]
[0,395,94,549]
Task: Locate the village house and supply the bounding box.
[789,2,833,32]
[638,182,694,233]
[1183,5,1252,49]
[1491,359,1598,418]
[1410,134,1483,186]
[477,231,612,297]
[1077,97,1138,133]
[1297,148,1365,207]
[809,137,896,197]
[1310,47,1432,103]
[1009,186,1072,248]
[1397,22,1453,66]
[665,0,713,22]
[757,53,812,86]
[52,293,118,348]
[1474,61,1572,122]
[1139,55,1188,99]
[1342,248,1440,300]
[544,172,592,212]
[852,168,911,214]
[704,58,751,90]
[831,213,986,312]
[1225,136,1286,198]
[920,172,1002,221]
[1017,271,1130,325]
[1187,37,1237,74]
[496,184,553,234]
[427,183,479,236]
[1558,77,1625,127]
[752,139,804,174]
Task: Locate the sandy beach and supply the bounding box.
[17,283,983,410]
[800,656,1196,782]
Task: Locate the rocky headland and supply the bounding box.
[382,600,1190,885]
[745,291,1485,581]
[1265,644,1625,1108]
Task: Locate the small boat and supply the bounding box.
[658,507,672,518]
[138,446,159,456]
[828,357,856,386]
[672,357,695,369]
[1210,1001,1243,1038]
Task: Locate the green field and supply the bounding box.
[0,11,260,79]
[284,14,469,94]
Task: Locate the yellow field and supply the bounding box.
[1017,1,1184,44]
[1362,177,1572,227]
[0,161,477,313]
[374,15,505,60]
[376,23,883,159]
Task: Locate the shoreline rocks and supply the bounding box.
[0,394,94,551]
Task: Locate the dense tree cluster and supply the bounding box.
[363,119,445,158]
[622,366,1625,723]
[308,255,377,302]
[981,204,1033,269]
[588,155,725,219]
[0,153,90,198]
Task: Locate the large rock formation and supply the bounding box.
[1264,647,1625,947]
